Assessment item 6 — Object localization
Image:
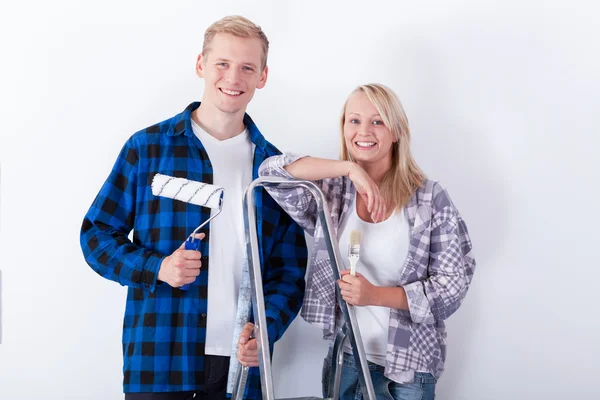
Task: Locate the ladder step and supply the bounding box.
[277,397,332,400]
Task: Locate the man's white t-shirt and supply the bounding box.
[191,119,254,356]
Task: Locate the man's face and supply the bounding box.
[196,33,268,115]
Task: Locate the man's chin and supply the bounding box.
[216,105,244,115]
[219,101,249,114]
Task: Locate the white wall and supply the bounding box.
[1,1,598,399]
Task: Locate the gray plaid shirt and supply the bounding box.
[259,153,476,383]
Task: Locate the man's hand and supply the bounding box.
[237,322,259,367]
[157,233,205,287]
[337,269,379,306]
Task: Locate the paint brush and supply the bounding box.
[348,230,361,276]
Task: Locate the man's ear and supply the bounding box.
[256,65,268,89]
[195,53,205,79]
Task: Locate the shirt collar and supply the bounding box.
[167,102,267,152]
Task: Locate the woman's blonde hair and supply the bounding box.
[339,83,426,211]
[203,15,270,69]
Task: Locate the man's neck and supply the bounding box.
[192,102,246,141]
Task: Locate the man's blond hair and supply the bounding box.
[203,15,269,69]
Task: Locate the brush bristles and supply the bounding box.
[350,230,362,247]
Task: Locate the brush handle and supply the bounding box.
[349,258,358,276]
[180,238,201,290]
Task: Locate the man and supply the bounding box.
[80,15,307,400]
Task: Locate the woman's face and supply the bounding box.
[343,91,396,169]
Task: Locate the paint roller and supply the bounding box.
[151,173,224,290]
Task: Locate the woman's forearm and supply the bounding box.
[284,157,355,180]
[373,286,409,310]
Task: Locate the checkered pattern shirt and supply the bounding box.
[80,103,307,395]
[259,153,476,383]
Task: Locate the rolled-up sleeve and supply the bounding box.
[404,184,476,324]
[259,153,332,236]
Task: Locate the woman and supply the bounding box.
[259,84,475,400]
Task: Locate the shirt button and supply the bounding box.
[201,313,207,318]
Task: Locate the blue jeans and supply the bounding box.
[322,348,436,400]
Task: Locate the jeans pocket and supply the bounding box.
[417,373,436,400]
[379,379,395,400]
[387,380,424,400]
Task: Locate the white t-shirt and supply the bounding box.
[191,119,254,356]
[336,193,410,366]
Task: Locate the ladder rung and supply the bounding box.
[277,397,332,400]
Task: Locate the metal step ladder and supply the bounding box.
[232,176,376,400]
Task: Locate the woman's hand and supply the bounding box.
[337,270,379,306]
[347,163,386,223]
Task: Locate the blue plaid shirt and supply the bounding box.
[80,102,308,396]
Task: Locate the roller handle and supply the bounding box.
[179,237,201,290]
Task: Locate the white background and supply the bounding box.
[0,1,599,399]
